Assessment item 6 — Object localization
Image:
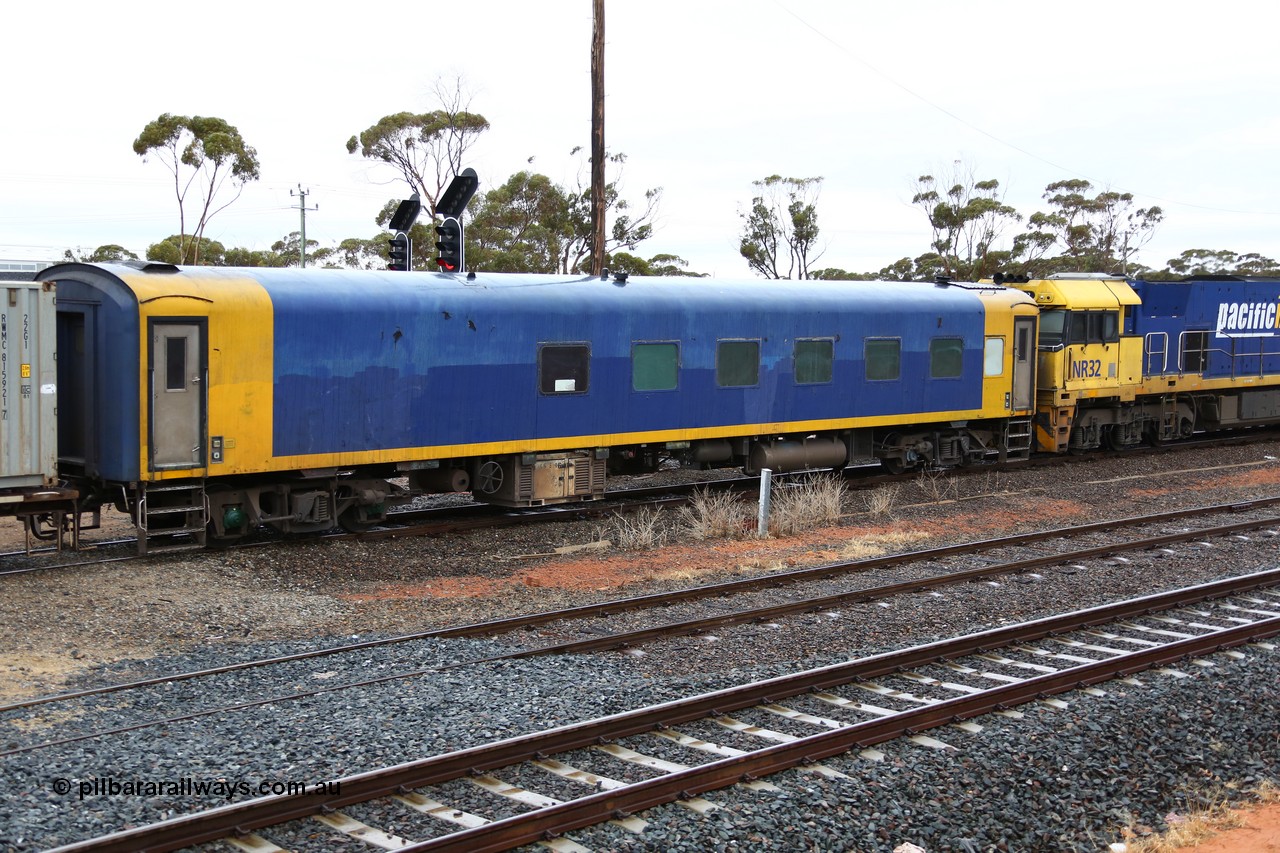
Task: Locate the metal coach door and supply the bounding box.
[149,320,206,469]
[1012,316,1035,411]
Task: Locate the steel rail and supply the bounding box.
[47,567,1280,853]
[5,496,1277,716]
[446,512,1280,662]
[10,510,1279,761]
[402,615,1280,853]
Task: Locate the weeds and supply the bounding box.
[1121,780,1279,852]
[679,487,753,540]
[863,483,900,517]
[916,468,959,503]
[769,474,847,536]
[608,507,669,551]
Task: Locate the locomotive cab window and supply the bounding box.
[793,338,834,384]
[864,338,900,381]
[716,340,760,387]
[539,343,590,394]
[1038,310,1066,349]
[1066,311,1119,345]
[632,342,679,391]
[929,337,963,379]
[1089,311,1119,343]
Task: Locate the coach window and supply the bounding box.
[984,337,1005,377]
[716,340,760,387]
[539,343,590,394]
[794,338,834,384]
[864,338,900,381]
[632,342,679,391]
[930,337,963,379]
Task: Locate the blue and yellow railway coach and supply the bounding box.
[37,262,1036,546]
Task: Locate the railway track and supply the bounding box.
[47,569,1280,852]
[5,497,1277,763]
[4,429,1275,570]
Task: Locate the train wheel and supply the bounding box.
[24,513,59,541]
[338,507,377,534]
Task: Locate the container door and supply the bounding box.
[1012,316,1035,411]
[149,320,206,469]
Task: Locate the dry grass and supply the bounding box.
[916,468,960,503]
[863,483,901,517]
[679,488,753,540]
[1120,780,1280,852]
[608,507,669,551]
[839,530,930,560]
[768,474,848,537]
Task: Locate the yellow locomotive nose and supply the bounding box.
[1009,273,1142,454]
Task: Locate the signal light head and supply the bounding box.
[434,216,463,272]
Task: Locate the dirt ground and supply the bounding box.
[2,450,1279,850]
[1163,804,1280,852]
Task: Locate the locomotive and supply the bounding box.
[1001,273,1280,453]
[1,261,1276,553]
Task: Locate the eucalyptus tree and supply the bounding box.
[462,160,661,275]
[1024,179,1163,274]
[346,77,490,217]
[738,175,823,279]
[911,166,1021,280]
[132,113,260,265]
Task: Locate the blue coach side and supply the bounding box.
[263,273,991,457]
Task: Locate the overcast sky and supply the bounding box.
[4,1,1278,276]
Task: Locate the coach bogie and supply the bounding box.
[204,476,408,540]
[876,422,1009,472]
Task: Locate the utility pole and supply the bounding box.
[290,185,319,268]
[590,0,606,276]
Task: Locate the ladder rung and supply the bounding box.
[147,506,203,515]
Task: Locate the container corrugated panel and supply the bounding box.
[0,282,56,488]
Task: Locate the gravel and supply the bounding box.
[0,441,1277,850]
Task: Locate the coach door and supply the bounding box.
[149,320,206,470]
[1012,316,1035,411]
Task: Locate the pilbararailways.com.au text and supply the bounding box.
[51,776,342,801]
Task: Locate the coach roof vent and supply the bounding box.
[121,260,181,274]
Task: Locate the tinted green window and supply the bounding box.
[632,342,678,391]
[539,344,590,394]
[794,339,834,384]
[716,340,759,387]
[930,337,963,378]
[864,339,900,381]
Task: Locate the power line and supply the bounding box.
[774,1,1280,218]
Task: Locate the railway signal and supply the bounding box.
[388,231,410,271]
[435,217,462,272]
